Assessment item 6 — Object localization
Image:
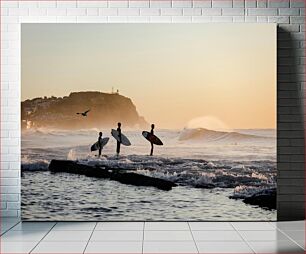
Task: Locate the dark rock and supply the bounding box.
[110,172,176,191]
[243,188,276,210]
[49,159,176,191]
[194,183,215,189]
[49,160,110,178]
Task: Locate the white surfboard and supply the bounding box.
[111,129,131,146]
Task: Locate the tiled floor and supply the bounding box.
[0,219,304,253]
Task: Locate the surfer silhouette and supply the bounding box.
[150,124,155,156]
[98,132,103,157]
[116,122,122,156]
[142,125,163,153]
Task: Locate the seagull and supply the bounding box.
[76,109,90,117]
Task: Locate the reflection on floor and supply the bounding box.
[1,219,304,253]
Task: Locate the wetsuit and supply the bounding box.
[98,136,102,157]
[150,128,154,156]
[116,127,121,155]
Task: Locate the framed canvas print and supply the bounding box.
[21,24,276,221]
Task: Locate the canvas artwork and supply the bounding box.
[21,24,276,221]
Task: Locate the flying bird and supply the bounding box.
[76,109,90,117]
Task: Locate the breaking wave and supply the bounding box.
[230,185,276,199]
[21,156,49,171]
[179,128,273,143]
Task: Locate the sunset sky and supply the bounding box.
[22,24,276,129]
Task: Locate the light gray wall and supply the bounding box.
[1,0,304,220]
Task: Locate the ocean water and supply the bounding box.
[21,128,276,221]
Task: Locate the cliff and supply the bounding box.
[21,91,148,130]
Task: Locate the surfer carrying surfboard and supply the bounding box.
[98,132,103,157]
[150,124,155,156]
[111,124,131,155]
[116,122,122,156]
[90,133,109,156]
[142,124,163,156]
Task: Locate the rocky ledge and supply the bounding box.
[230,188,276,210]
[49,159,176,191]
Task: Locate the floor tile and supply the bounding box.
[192,230,243,241]
[0,241,37,253]
[282,230,305,249]
[1,229,8,235]
[296,241,305,250]
[95,222,144,231]
[143,241,198,253]
[239,230,291,241]
[85,241,143,253]
[282,230,305,241]
[273,221,305,231]
[42,230,92,242]
[32,241,87,253]
[1,230,47,242]
[269,222,278,229]
[249,240,305,253]
[1,225,15,235]
[11,222,55,231]
[197,241,253,253]
[144,230,193,241]
[90,230,143,241]
[1,221,21,229]
[0,221,21,234]
[232,222,276,231]
[0,218,21,224]
[1,221,304,254]
[145,222,190,231]
[189,222,234,231]
[52,222,96,231]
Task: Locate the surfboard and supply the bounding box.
[91,137,110,152]
[142,131,163,146]
[111,129,131,146]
